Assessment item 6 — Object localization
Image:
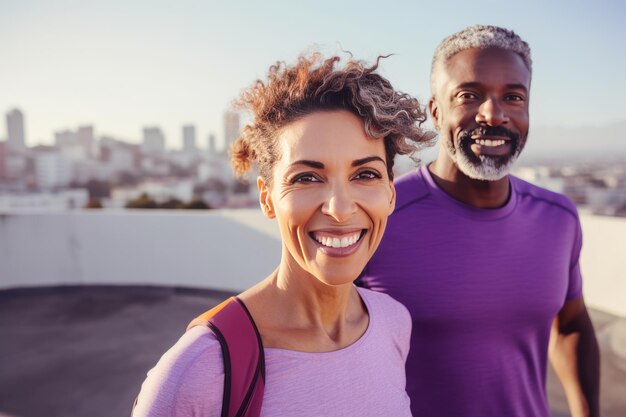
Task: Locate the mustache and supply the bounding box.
[461,126,519,141]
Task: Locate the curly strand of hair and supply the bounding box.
[229,138,250,178]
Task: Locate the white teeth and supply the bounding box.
[314,232,362,248]
[475,139,505,147]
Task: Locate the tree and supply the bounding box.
[126,193,158,209]
[184,198,211,210]
[159,198,185,209]
[84,198,103,209]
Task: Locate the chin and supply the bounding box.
[314,268,362,287]
[456,153,518,181]
[446,137,522,181]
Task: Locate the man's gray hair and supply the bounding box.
[431,25,532,89]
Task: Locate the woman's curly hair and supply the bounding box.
[230,52,435,184]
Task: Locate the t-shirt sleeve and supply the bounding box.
[566,213,584,301]
[132,326,224,417]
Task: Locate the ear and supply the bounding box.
[429,96,440,131]
[257,176,275,219]
[388,181,396,216]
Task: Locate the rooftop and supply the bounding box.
[0,285,624,417]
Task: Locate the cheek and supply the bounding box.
[356,186,393,220]
[274,189,322,233]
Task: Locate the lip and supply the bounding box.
[309,229,367,257]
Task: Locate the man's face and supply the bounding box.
[430,47,531,181]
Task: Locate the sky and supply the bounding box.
[1,0,625,152]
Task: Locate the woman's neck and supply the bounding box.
[240,258,368,351]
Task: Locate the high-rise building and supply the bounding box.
[183,125,196,152]
[207,133,216,155]
[6,109,25,152]
[142,127,165,155]
[223,111,240,152]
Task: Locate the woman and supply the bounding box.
[133,52,433,416]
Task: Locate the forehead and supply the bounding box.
[276,110,385,164]
[435,47,531,94]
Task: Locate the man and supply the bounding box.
[361,25,600,417]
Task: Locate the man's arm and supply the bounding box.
[549,296,600,417]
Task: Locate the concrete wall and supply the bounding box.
[578,215,626,317]
[0,210,624,316]
[0,209,282,293]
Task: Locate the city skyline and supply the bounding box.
[1,106,231,152]
[1,0,625,150]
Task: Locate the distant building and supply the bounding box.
[99,137,139,174]
[183,125,196,152]
[110,178,194,206]
[207,133,217,155]
[0,189,88,211]
[3,147,28,180]
[197,157,229,183]
[6,109,25,152]
[76,125,95,155]
[0,141,6,180]
[142,127,165,155]
[54,125,95,157]
[514,166,566,194]
[223,111,240,152]
[35,150,74,189]
[55,130,76,147]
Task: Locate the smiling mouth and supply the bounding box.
[310,230,366,249]
[471,138,508,147]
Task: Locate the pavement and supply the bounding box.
[0,286,624,417]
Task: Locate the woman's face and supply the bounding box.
[259,110,395,287]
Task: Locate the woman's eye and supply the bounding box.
[354,170,382,180]
[292,173,319,183]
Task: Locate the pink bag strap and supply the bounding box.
[190,297,265,417]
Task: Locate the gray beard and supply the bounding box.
[443,136,522,181]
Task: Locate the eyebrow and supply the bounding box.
[352,156,386,167]
[289,160,324,169]
[456,82,528,93]
[288,156,386,170]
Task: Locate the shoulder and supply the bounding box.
[133,326,224,417]
[393,169,430,213]
[357,287,412,359]
[511,175,579,221]
[357,287,411,328]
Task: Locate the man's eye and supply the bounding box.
[354,170,382,180]
[458,92,478,100]
[505,94,524,102]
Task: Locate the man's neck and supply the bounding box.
[428,157,511,209]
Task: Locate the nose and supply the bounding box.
[321,182,357,222]
[476,97,508,126]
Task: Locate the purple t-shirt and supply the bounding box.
[361,165,583,417]
[132,287,412,417]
